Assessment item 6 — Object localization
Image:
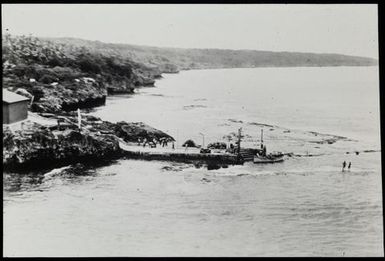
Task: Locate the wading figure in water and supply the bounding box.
[348,162,351,171]
[342,161,347,172]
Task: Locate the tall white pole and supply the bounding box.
[199,132,205,148]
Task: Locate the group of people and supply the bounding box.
[138,137,174,149]
[342,161,352,172]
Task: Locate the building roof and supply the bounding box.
[3,89,30,104]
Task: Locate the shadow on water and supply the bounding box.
[159,160,231,172]
[3,159,120,194]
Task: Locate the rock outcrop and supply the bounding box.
[97,121,175,143]
[3,114,175,171]
[3,124,121,171]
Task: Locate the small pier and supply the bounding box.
[119,142,243,165]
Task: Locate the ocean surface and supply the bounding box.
[3,66,383,256]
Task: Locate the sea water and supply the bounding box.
[3,66,382,256]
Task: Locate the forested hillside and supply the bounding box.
[45,37,378,71]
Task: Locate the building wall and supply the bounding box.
[3,102,9,124]
[3,101,28,124]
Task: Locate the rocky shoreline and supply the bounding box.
[3,113,175,171]
[2,34,163,114]
[2,35,179,172]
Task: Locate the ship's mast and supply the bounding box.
[237,127,242,155]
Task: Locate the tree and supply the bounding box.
[182,139,197,148]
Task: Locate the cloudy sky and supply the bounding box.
[1,4,378,58]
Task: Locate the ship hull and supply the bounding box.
[253,155,284,164]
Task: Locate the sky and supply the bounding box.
[1,4,379,58]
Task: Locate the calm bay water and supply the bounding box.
[3,67,383,256]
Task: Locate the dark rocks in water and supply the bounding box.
[183,105,207,110]
[363,149,378,153]
[309,138,339,145]
[307,131,349,145]
[326,139,337,144]
[292,153,324,158]
[248,122,274,128]
[201,177,211,183]
[161,166,174,171]
[228,119,244,124]
[309,131,319,136]
[283,130,291,133]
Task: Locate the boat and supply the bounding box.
[253,153,284,163]
[253,129,284,164]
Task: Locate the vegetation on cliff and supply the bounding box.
[2,34,161,113]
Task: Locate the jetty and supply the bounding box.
[119,141,243,165]
[3,110,246,170]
